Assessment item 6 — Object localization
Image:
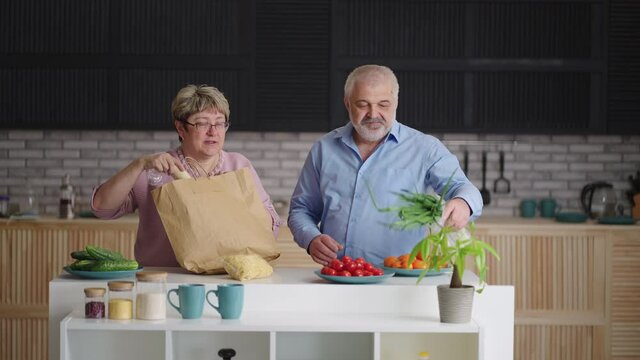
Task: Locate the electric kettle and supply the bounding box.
[581,182,614,219]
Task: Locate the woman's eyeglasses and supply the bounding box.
[182,121,230,133]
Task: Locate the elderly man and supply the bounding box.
[288,65,483,266]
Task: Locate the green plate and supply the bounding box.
[63,266,143,279]
[598,216,636,225]
[382,266,452,277]
[314,269,395,284]
[555,212,588,223]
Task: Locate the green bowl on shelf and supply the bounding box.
[597,216,636,225]
[555,212,588,223]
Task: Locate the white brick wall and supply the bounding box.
[0,130,639,218]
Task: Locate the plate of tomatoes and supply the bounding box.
[382,253,452,277]
[315,256,395,284]
[381,266,452,277]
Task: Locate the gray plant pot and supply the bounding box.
[437,284,475,323]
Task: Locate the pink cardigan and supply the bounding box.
[91,150,281,267]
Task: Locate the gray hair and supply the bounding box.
[344,65,399,99]
[171,84,230,123]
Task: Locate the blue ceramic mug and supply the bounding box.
[540,198,561,218]
[206,284,244,319]
[167,283,205,319]
[520,199,537,218]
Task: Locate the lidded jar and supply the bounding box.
[107,281,134,320]
[84,287,106,319]
[135,271,168,320]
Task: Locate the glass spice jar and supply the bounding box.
[107,281,134,320]
[84,287,106,319]
[135,271,168,320]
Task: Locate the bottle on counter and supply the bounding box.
[59,174,75,219]
[135,271,167,320]
[108,281,134,320]
[84,287,106,319]
[21,182,39,215]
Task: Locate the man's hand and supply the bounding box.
[442,197,471,229]
[308,234,344,266]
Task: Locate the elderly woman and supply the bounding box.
[92,84,280,266]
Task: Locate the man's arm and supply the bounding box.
[287,149,324,250]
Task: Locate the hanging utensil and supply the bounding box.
[480,151,491,205]
[493,151,511,194]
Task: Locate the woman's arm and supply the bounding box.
[93,153,184,210]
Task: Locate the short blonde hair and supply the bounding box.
[344,65,399,99]
[171,84,230,123]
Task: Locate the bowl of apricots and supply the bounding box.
[382,253,452,277]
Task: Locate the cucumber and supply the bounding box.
[85,245,124,261]
[91,260,139,272]
[69,259,97,271]
[70,250,94,260]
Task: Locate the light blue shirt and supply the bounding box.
[288,121,483,266]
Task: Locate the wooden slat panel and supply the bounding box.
[0,318,48,360]
[478,230,605,312]
[611,237,640,358]
[515,325,596,360]
[5,228,136,306]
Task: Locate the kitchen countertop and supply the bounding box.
[4,215,637,229]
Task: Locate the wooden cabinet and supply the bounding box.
[473,218,640,360]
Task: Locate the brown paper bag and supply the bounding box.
[151,167,279,274]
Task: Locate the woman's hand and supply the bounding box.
[140,153,185,176]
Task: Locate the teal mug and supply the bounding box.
[540,198,561,218]
[167,283,205,319]
[520,199,537,218]
[206,284,244,320]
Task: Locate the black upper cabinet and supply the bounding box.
[331,0,607,134]
[0,0,638,134]
[255,0,330,132]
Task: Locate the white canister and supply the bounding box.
[135,271,168,320]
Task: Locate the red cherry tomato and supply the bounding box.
[341,256,353,264]
[371,268,384,276]
[355,257,366,264]
[338,270,352,277]
[363,262,374,272]
[353,269,365,277]
[329,259,344,272]
[362,271,372,277]
[344,262,358,273]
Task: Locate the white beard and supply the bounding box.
[353,118,394,142]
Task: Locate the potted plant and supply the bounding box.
[372,180,500,323]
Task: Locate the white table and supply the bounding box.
[50,267,514,360]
